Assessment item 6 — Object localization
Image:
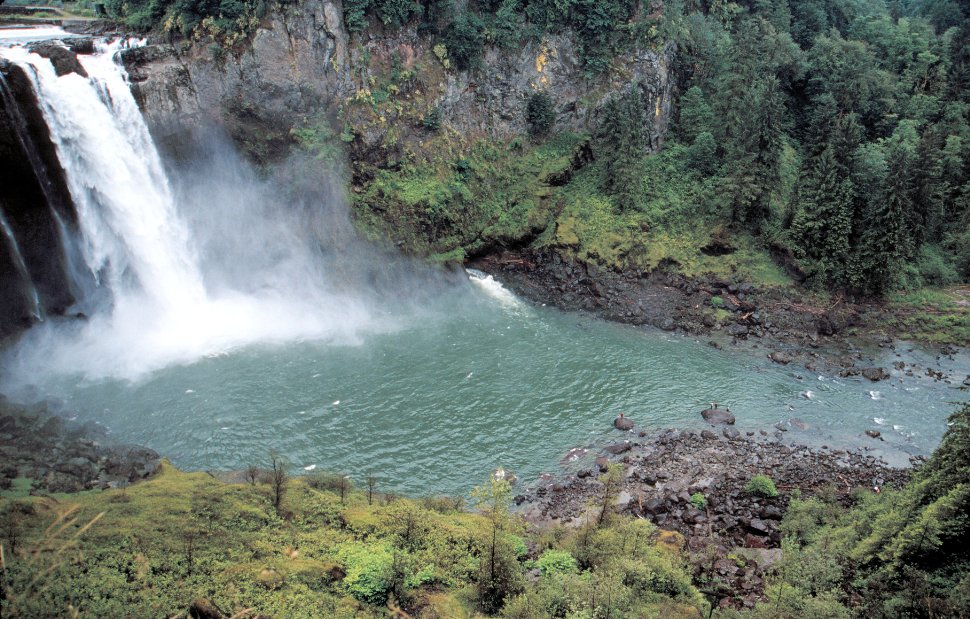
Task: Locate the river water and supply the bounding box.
[7,271,968,496]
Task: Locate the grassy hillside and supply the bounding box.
[0,463,704,618]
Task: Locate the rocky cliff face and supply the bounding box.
[123,0,674,164]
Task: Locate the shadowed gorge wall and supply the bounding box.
[0,59,76,337]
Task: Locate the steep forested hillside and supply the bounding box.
[103,0,970,301]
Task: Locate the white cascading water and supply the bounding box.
[0,38,383,382]
[5,40,207,310]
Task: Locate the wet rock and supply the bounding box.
[595,456,609,473]
[613,414,634,431]
[861,367,889,382]
[701,407,736,425]
[865,429,883,440]
[722,427,740,440]
[27,43,89,78]
[788,418,809,431]
[768,351,793,365]
[726,324,748,337]
[604,442,631,455]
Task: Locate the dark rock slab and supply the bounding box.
[702,407,736,425]
[27,43,88,77]
[862,367,889,381]
[613,414,634,431]
[768,351,793,365]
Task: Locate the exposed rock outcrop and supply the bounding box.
[27,42,88,77]
[123,1,674,165]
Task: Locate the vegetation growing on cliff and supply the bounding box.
[0,462,704,618]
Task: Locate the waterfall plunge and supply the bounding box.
[0,39,390,383]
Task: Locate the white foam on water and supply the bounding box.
[466,268,521,307]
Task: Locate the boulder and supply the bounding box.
[862,367,889,381]
[27,43,89,78]
[788,418,809,430]
[747,518,770,534]
[613,414,634,431]
[643,498,666,515]
[604,442,631,455]
[865,429,883,440]
[768,351,793,365]
[702,407,736,425]
[595,456,609,472]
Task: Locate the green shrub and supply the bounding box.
[343,0,371,33]
[710,295,724,308]
[746,475,779,498]
[688,131,718,176]
[422,106,442,132]
[510,534,528,559]
[337,542,395,605]
[526,91,556,139]
[918,245,959,286]
[375,0,420,28]
[536,549,579,576]
[690,492,707,510]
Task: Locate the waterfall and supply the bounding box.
[3,41,207,312]
[0,34,390,381]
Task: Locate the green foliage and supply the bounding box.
[677,86,714,143]
[443,12,486,71]
[525,91,556,139]
[0,458,708,618]
[689,492,707,510]
[342,0,371,33]
[687,131,718,176]
[422,106,442,132]
[336,541,394,604]
[471,476,522,613]
[375,0,420,28]
[535,549,578,576]
[596,86,646,210]
[745,474,779,498]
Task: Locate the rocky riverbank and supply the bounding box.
[514,424,913,609]
[470,249,967,366]
[0,395,160,494]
